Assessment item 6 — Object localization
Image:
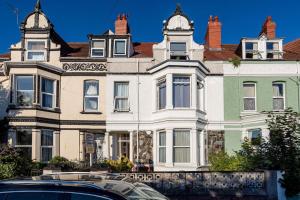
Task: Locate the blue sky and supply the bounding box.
[0,0,299,53]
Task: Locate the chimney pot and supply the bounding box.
[205,15,222,50]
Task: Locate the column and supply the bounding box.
[166,73,173,109]
[200,130,206,166]
[191,74,197,109]
[165,128,173,167]
[103,132,110,159]
[53,131,60,157]
[32,129,41,162]
[129,131,133,162]
[79,132,85,162]
[190,129,198,166]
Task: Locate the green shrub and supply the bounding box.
[105,156,133,172]
[0,145,31,179]
[209,151,248,171]
[48,156,77,171]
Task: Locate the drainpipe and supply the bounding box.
[297,60,300,113]
[136,59,140,163]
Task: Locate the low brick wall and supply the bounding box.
[118,171,279,199]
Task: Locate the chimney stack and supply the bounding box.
[205,16,222,50]
[260,16,276,39]
[115,14,129,35]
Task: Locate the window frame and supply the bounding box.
[173,129,191,163]
[40,129,54,163]
[172,75,191,108]
[83,80,100,112]
[243,82,257,112]
[156,77,166,110]
[26,40,46,61]
[91,39,106,58]
[113,39,127,56]
[15,75,34,107]
[41,76,56,109]
[114,81,129,112]
[244,42,258,59]
[158,131,166,163]
[15,129,32,160]
[169,42,187,57]
[272,82,285,111]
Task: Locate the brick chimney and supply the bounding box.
[205,16,222,50]
[115,14,129,35]
[260,16,276,39]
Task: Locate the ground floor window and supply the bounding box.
[248,128,262,145]
[15,129,32,160]
[158,131,166,163]
[41,130,53,162]
[173,130,190,163]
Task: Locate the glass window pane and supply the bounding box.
[115,40,126,54]
[85,97,98,111]
[115,82,129,97]
[159,147,166,163]
[41,130,53,146]
[158,81,166,109]
[170,42,186,51]
[16,130,32,145]
[92,40,105,48]
[243,84,255,97]
[42,78,54,94]
[245,42,253,50]
[92,49,104,57]
[267,42,274,50]
[28,52,45,60]
[84,81,99,96]
[244,98,255,110]
[173,77,190,108]
[273,98,284,110]
[41,147,53,162]
[17,91,34,106]
[173,77,190,83]
[174,130,190,146]
[16,76,33,90]
[174,148,190,163]
[115,99,129,110]
[273,83,283,97]
[28,41,45,50]
[42,94,53,108]
[159,132,166,146]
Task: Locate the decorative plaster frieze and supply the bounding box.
[62,63,107,72]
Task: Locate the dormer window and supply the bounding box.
[91,40,105,57]
[245,42,258,59]
[26,41,46,61]
[266,42,279,59]
[114,39,126,56]
[170,42,187,60]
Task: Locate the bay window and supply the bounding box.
[243,83,256,111]
[41,78,55,109]
[114,82,129,111]
[84,80,99,112]
[173,76,190,108]
[114,39,126,55]
[16,76,34,106]
[173,130,190,163]
[91,40,105,57]
[41,130,54,162]
[15,130,32,160]
[26,41,46,61]
[158,131,166,163]
[157,78,166,110]
[273,82,285,110]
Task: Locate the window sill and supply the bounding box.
[80,111,102,114]
[113,110,132,114]
[8,104,61,113]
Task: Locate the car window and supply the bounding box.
[4,191,63,200]
[70,193,112,200]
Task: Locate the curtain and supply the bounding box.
[243,84,255,97]
[92,41,105,48]
[42,78,54,94]
[273,84,283,97]
[244,98,255,110]
[85,81,99,96]
[41,130,53,146]
[159,132,166,146]
[41,148,52,162]
[159,147,166,163]
[158,81,166,109]
[170,42,186,52]
[115,83,129,110]
[173,77,190,108]
[173,130,190,163]
[174,148,190,163]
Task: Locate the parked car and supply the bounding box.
[0,179,126,200]
[35,172,169,200]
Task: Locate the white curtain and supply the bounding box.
[173,77,190,107]
[243,84,255,97]
[85,81,99,96]
[28,41,45,50]
[115,83,129,110]
[273,84,283,97]
[173,130,190,163]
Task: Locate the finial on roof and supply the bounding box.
[174,3,182,15]
[35,0,41,12]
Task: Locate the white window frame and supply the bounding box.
[173,75,191,108]
[83,80,99,112]
[90,39,105,58]
[113,39,127,56]
[156,77,166,110]
[40,129,54,163]
[114,81,129,112]
[158,131,166,164]
[243,82,256,112]
[244,41,258,59]
[173,129,191,163]
[15,75,34,107]
[272,82,285,111]
[26,40,46,61]
[41,77,56,109]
